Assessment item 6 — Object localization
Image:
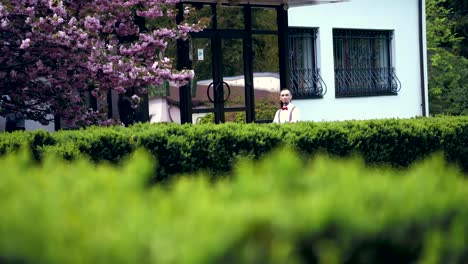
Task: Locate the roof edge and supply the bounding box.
[181,0,349,7]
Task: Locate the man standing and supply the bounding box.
[273,88,300,123]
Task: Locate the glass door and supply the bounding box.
[190,33,248,123]
[178,4,285,124]
[190,37,215,123]
[220,37,246,123]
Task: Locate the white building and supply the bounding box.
[1,0,428,131]
[289,0,428,121]
[150,0,428,124]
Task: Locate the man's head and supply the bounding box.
[280,89,292,105]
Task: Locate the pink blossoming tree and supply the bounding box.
[0,0,205,126]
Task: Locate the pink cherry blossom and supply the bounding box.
[20,38,31,49]
[0,0,206,126]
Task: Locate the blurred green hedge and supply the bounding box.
[0,116,467,181]
[0,148,467,263]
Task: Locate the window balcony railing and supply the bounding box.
[335,67,401,97]
[290,68,327,99]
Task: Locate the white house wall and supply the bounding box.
[289,0,428,121]
[0,117,54,132]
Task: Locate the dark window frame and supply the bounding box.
[288,27,327,99]
[333,28,401,97]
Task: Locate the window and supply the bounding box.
[288,28,327,99]
[333,29,401,97]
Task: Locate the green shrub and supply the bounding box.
[0,116,467,180]
[0,148,467,263]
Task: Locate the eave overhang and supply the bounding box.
[182,0,348,7]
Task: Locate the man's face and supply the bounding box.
[280,90,292,104]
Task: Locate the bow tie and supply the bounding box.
[281,107,288,111]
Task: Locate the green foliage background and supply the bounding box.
[427,0,468,115]
[1,147,467,263]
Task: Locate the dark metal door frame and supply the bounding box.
[177,3,288,124]
[191,29,250,123]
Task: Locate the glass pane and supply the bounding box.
[333,38,344,69]
[217,6,244,30]
[374,36,389,68]
[333,29,394,96]
[252,7,277,31]
[221,38,245,116]
[191,38,212,81]
[289,29,320,97]
[148,40,181,123]
[224,110,246,123]
[252,34,280,122]
[184,4,213,29]
[289,30,316,70]
[190,38,215,123]
[196,112,214,124]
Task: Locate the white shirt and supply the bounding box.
[273,103,300,123]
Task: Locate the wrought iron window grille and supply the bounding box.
[289,68,327,98]
[335,67,401,97]
[333,29,401,97]
[289,27,327,99]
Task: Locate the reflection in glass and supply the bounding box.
[197,110,246,123]
[191,37,214,113]
[217,6,244,29]
[225,111,246,123]
[190,37,217,123]
[252,7,277,31]
[184,4,213,29]
[252,34,280,122]
[221,38,245,112]
[148,40,181,123]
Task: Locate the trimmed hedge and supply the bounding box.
[0,116,467,181]
[0,148,467,263]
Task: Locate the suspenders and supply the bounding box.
[277,106,296,123]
